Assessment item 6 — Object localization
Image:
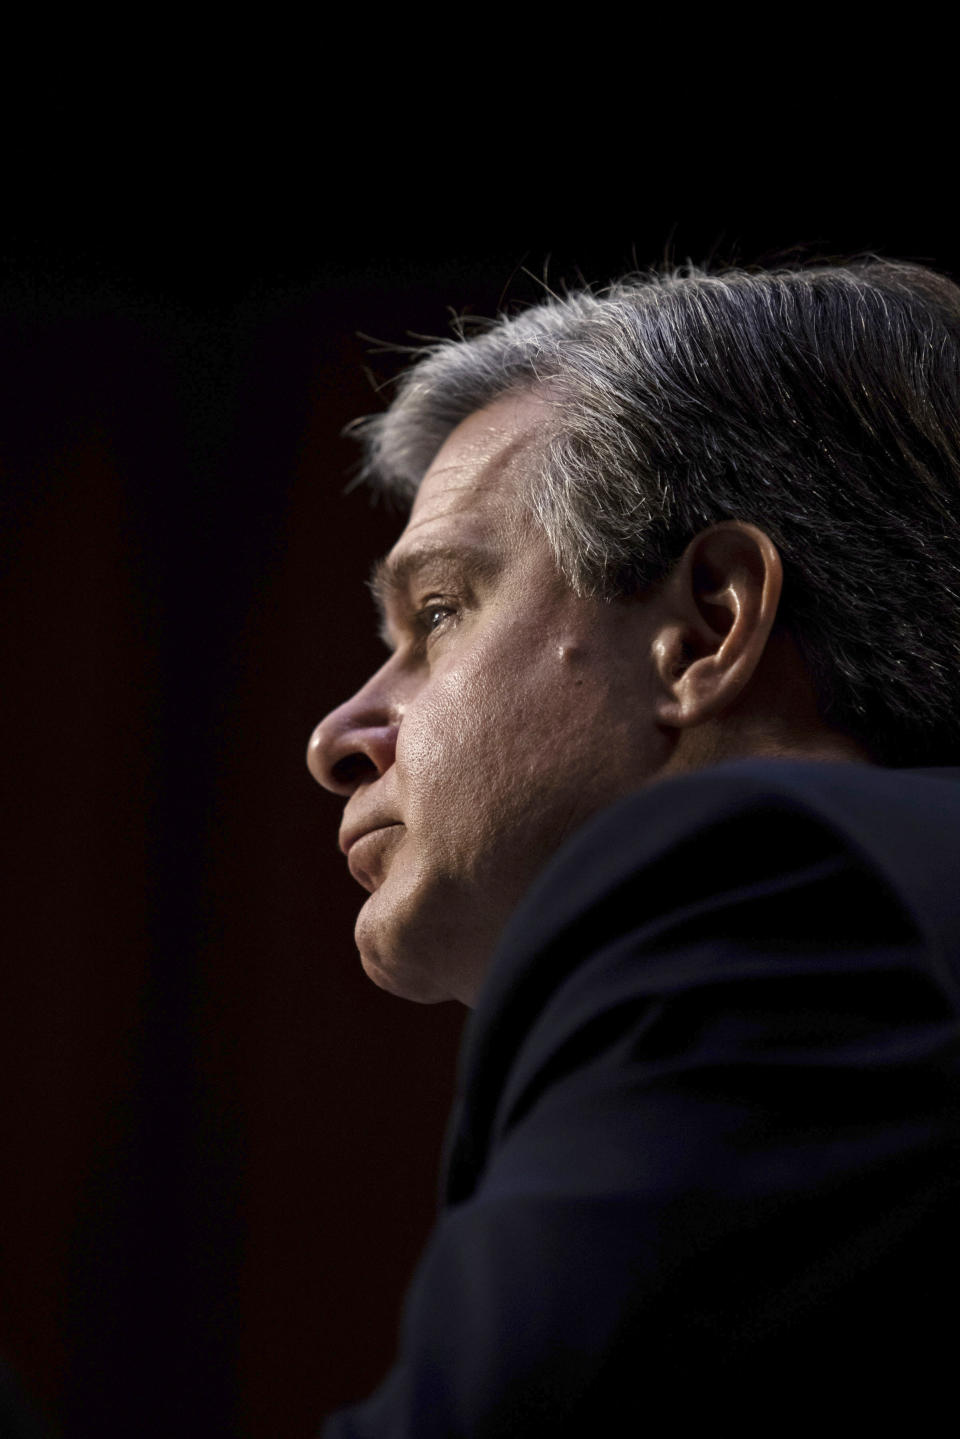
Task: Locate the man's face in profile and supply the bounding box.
[308,391,668,1007]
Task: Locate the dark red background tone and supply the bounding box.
[3,209,957,1437]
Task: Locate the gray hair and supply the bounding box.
[344,255,960,767]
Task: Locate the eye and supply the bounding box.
[414,600,458,639]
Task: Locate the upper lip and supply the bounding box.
[339,817,401,856]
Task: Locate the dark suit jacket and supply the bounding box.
[322,758,960,1435]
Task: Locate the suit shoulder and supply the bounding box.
[487,759,953,986]
[441,759,960,1205]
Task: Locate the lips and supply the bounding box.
[344,823,404,891]
[339,818,401,857]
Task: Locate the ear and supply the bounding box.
[651,522,784,730]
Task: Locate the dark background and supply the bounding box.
[2,120,956,1438]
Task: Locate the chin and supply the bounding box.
[359,953,453,1005]
[355,905,455,1006]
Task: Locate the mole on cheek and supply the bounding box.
[557,643,587,684]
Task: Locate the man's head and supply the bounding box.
[308,255,960,1007]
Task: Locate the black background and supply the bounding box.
[1,83,955,1436]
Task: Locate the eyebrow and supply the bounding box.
[367,541,504,638]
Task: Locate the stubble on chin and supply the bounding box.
[353,859,499,1007]
[352,862,448,1004]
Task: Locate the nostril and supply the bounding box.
[332,752,379,789]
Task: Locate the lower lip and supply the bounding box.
[347,825,403,888]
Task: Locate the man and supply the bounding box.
[307,256,960,1434]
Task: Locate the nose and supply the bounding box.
[306,666,400,796]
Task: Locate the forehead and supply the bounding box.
[399,389,551,547]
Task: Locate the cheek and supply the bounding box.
[396,640,591,828]
[397,662,512,802]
